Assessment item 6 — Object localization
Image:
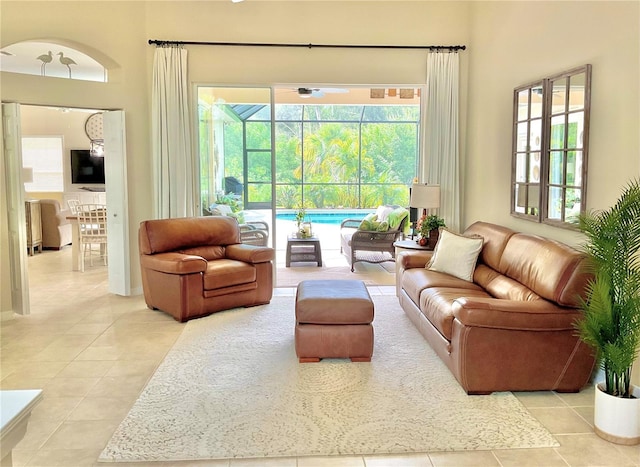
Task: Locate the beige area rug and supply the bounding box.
[277,262,396,287]
[99,295,558,462]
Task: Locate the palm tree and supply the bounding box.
[576,179,640,398]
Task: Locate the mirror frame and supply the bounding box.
[510,64,591,229]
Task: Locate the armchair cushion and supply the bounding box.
[205,259,256,289]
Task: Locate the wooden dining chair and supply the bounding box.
[77,204,108,272]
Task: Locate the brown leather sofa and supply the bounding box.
[40,199,73,249]
[139,216,275,322]
[396,221,596,395]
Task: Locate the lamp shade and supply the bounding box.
[410,184,440,210]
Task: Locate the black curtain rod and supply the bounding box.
[148,39,466,51]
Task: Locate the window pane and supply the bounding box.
[516,122,530,151]
[275,105,302,121]
[566,150,582,186]
[276,183,301,208]
[275,122,301,183]
[302,122,358,183]
[246,122,271,149]
[531,87,543,119]
[550,116,566,149]
[529,152,541,183]
[548,186,563,220]
[362,105,419,121]
[303,105,363,121]
[246,106,271,120]
[361,123,417,184]
[517,90,530,121]
[565,188,581,224]
[515,153,527,182]
[247,150,271,183]
[569,72,586,111]
[21,136,64,192]
[530,119,542,150]
[549,151,564,184]
[550,78,567,115]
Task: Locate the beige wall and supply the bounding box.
[465,1,640,246]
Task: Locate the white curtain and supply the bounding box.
[151,45,195,219]
[421,52,461,232]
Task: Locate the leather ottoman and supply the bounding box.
[295,279,374,362]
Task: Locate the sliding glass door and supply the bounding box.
[196,86,274,246]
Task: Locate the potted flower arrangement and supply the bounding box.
[294,207,312,238]
[576,179,640,445]
[417,214,446,248]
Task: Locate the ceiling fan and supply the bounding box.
[296,87,349,98]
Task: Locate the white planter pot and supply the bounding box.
[594,382,640,445]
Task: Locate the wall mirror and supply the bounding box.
[511,65,591,228]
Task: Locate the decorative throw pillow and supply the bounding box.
[375,220,389,231]
[427,229,484,282]
[358,213,377,231]
[375,205,394,223]
[388,207,409,231]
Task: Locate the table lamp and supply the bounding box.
[409,184,441,238]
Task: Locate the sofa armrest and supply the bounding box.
[226,243,275,264]
[397,250,434,269]
[140,252,207,274]
[452,297,581,331]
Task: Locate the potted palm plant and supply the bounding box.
[576,179,640,445]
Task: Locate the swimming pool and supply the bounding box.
[276,210,372,225]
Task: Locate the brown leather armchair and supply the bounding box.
[139,216,274,322]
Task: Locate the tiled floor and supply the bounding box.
[2,247,639,467]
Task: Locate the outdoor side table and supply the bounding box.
[286,235,322,267]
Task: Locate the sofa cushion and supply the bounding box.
[464,221,516,271]
[403,268,482,309]
[473,264,543,301]
[499,233,589,307]
[428,229,484,282]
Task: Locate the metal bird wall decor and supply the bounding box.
[57,52,77,78]
[36,51,53,76]
[36,50,77,78]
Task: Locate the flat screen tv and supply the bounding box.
[70,149,105,184]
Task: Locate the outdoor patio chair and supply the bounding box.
[340,205,409,271]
